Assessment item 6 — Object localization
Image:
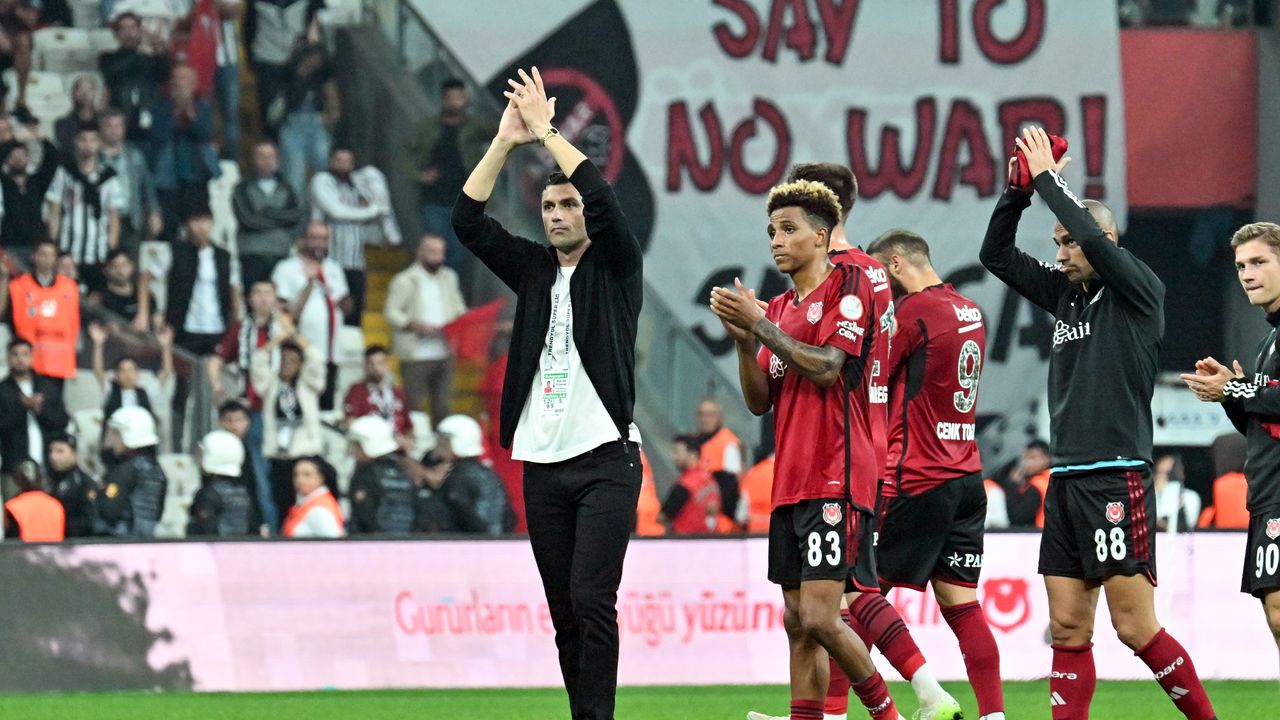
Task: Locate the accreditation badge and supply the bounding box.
[539,370,570,418]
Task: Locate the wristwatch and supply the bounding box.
[538,126,560,145]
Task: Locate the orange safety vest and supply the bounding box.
[670,467,720,535]
[1029,469,1050,528]
[741,455,775,534]
[9,274,80,379]
[635,453,665,536]
[699,426,743,475]
[4,490,65,541]
[282,489,344,537]
[1205,471,1249,529]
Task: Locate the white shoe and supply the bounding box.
[746,713,788,720]
[912,695,964,720]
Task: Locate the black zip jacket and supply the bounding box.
[452,160,643,450]
[980,171,1164,469]
[1222,311,1280,513]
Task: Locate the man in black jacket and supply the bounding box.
[1182,221,1280,667]
[47,434,100,538]
[0,339,70,486]
[347,415,414,535]
[452,67,642,720]
[981,127,1215,720]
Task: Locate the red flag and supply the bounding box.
[443,299,504,363]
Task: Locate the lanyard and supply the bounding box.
[544,270,573,370]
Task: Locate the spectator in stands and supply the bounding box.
[1201,432,1248,528]
[187,429,258,536]
[346,415,414,535]
[281,455,343,538]
[183,0,243,160]
[271,222,350,410]
[45,123,123,292]
[343,344,411,445]
[91,248,155,331]
[740,452,773,534]
[385,233,466,421]
[54,75,103,154]
[209,281,281,524]
[278,21,336,196]
[692,398,744,530]
[99,108,162,259]
[634,450,664,536]
[408,78,491,271]
[309,146,387,326]
[152,205,241,444]
[661,434,721,535]
[428,413,514,536]
[253,312,325,523]
[147,64,219,241]
[98,406,166,537]
[2,458,64,541]
[216,399,270,534]
[47,434,99,537]
[233,140,306,289]
[88,320,172,431]
[99,12,171,142]
[0,122,58,261]
[1,240,80,382]
[244,0,320,137]
[997,439,1049,528]
[1153,453,1201,532]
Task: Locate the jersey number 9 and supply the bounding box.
[953,339,983,413]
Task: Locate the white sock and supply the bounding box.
[909,664,949,706]
[822,714,848,720]
[979,714,1006,720]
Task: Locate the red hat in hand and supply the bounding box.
[1009,132,1068,190]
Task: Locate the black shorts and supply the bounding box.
[1241,508,1280,598]
[877,472,987,590]
[1038,468,1157,584]
[769,498,876,589]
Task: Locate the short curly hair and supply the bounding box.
[787,162,857,218]
[766,180,842,236]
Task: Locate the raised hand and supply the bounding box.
[503,67,557,140]
[495,99,536,147]
[710,278,765,342]
[1179,356,1244,402]
[87,321,108,345]
[1014,126,1071,179]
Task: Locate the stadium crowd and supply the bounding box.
[0,0,1259,544]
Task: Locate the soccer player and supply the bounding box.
[783,162,962,720]
[867,229,1004,720]
[980,127,1215,720]
[1180,221,1280,669]
[711,179,900,720]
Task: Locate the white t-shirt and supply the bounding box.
[511,267,639,464]
[185,245,227,334]
[17,377,42,468]
[272,255,349,362]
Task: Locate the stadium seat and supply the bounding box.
[158,452,200,500]
[3,70,71,136]
[72,408,105,478]
[209,161,239,250]
[87,28,118,53]
[139,240,171,312]
[62,70,105,98]
[33,28,97,74]
[336,326,366,366]
[69,0,102,28]
[410,410,435,456]
[64,369,105,415]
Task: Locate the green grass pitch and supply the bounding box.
[0,681,1273,719]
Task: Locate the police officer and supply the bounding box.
[347,415,414,534]
[47,434,100,537]
[188,430,259,537]
[432,414,514,536]
[97,406,167,538]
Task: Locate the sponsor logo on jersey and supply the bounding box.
[953,304,982,323]
[768,355,787,379]
[947,552,983,568]
[982,577,1031,633]
[839,294,863,321]
[835,319,864,341]
[822,502,842,526]
[1052,320,1091,347]
[879,303,895,334]
[1267,518,1280,540]
[806,301,823,324]
[1106,501,1125,525]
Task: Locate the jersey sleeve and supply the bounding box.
[817,268,873,358]
[885,298,926,377]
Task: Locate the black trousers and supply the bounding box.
[523,439,641,720]
[343,268,365,327]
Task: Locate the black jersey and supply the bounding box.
[1222,314,1280,513]
[981,172,1164,471]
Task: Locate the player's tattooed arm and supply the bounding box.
[752,318,847,388]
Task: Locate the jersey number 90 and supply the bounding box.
[953,339,983,413]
